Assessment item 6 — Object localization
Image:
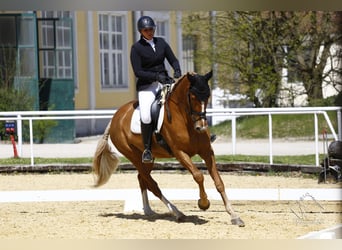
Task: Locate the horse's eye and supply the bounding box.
[190,93,197,100]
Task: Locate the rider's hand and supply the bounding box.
[156,73,174,85]
[173,69,182,78]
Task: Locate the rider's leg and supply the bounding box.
[140,122,153,163]
[138,82,161,163]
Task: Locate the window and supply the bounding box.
[154,18,171,72]
[99,13,128,89]
[42,11,71,19]
[182,35,196,72]
[0,16,16,45]
[283,45,301,83]
[39,11,73,79]
[287,60,301,83]
[155,20,167,40]
[0,15,37,79]
[56,19,72,78]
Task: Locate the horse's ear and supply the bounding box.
[205,70,213,81]
[187,72,195,82]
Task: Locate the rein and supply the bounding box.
[187,92,207,122]
[164,74,209,124]
[164,84,172,122]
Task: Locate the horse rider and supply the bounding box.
[130,15,182,163]
[130,15,216,163]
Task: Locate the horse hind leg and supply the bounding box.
[141,169,186,222]
[134,160,185,222]
[160,195,186,222]
[137,173,155,216]
[119,149,154,216]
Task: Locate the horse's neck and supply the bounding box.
[170,78,189,104]
[166,78,192,125]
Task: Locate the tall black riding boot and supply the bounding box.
[141,122,154,163]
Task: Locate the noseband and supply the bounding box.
[188,92,207,122]
[188,86,210,123]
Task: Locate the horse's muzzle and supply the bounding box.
[191,101,208,132]
[195,119,208,132]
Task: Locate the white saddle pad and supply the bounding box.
[130,106,165,134]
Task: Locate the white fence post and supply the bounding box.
[17,114,22,157]
[29,119,34,166]
[268,113,273,164]
[314,113,319,166]
[231,113,236,155]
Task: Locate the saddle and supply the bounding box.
[130,84,173,154]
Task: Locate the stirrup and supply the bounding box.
[142,149,153,163]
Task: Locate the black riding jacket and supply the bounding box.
[130,36,181,91]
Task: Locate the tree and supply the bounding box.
[0,46,33,111]
[0,46,34,140]
[182,11,341,107]
[286,11,342,105]
[220,11,288,107]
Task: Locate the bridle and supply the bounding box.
[165,74,211,127]
[187,91,208,123]
[187,80,211,130]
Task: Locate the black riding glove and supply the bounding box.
[173,69,182,78]
[156,73,174,85]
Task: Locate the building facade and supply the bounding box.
[0,11,184,141]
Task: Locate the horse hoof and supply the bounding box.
[231,217,245,227]
[198,199,210,210]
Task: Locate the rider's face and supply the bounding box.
[141,28,155,40]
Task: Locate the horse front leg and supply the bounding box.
[202,152,245,227]
[175,151,210,211]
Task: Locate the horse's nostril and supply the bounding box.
[195,125,208,132]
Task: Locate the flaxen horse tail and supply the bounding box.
[92,121,120,187]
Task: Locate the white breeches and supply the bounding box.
[138,81,162,124]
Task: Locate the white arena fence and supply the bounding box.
[0,106,341,166]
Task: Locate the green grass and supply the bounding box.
[0,157,93,165]
[0,154,320,166]
[210,111,338,139]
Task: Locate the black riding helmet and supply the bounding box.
[137,16,156,32]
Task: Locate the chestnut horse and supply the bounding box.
[92,71,245,226]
